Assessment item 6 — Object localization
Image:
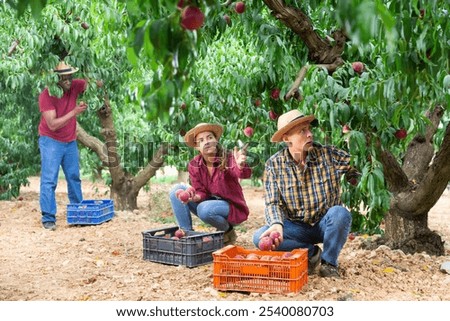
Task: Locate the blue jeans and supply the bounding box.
[39,136,83,223]
[252,206,352,266]
[169,183,231,231]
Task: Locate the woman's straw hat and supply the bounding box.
[184,123,223,147]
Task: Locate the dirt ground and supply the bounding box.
[1,176,449,301]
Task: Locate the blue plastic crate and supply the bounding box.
[67,199,114,225]
[142,226,224,268]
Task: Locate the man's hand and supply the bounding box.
[74,101,87,116]
[260,224,283,250]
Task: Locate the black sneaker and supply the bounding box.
[308,245,322,274]
[319,262,340,278]
[43,222,56,231]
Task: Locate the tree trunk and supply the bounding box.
[77,93,168,211]
[380,106,449,255]
[384,208,444,255]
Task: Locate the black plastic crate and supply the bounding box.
[67,200,114,225]
[142,226,224,268]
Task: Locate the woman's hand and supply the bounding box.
[233,146,247,168]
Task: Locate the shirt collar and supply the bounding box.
[282,142,322,165]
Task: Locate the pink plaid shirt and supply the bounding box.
[188,152,252,225]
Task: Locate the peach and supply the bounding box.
[174,229,186,238]
[395,128,407,140]
[269,110,278,120]
[258,236,273,251]
[271,88,280,100]
[243,126,254,137]
[352,61,365,74]
[235,2,245,14]
[269,231,281,241]
[178,191,190,202]
[180,6,204,30]
[175,189,184,198]
[246,253,259,260]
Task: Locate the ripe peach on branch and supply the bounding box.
[271,88,280,100]
[235,2,245,14]
[243,126,254,137]
[180,6,204,30]
[352,61,365,74]
[269,110,278,120]
[394,128,407,140]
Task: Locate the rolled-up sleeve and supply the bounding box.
[188,162,208,201]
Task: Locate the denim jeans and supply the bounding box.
[38,136,83,223]
[169,183,231,231]
[252,205,352,266]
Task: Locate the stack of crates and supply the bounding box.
[142,226,224,268]
[212,245,308,294]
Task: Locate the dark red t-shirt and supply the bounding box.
[38,79,87,142]
[188,153,252,225]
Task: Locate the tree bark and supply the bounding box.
[380,106,449,255]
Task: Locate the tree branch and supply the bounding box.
[76,123,108,165]
[7,39,20,56]
[402,105,444,181]
[262,0,347,64]
[380,149,409,193]
[133,143,169,192]
[285,58,344,100]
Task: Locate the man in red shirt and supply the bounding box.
[38,61,88,230]
[169,123,252,245]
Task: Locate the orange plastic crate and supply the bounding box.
[212,245,308,294]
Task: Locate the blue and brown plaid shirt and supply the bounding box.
[264,143,351,226]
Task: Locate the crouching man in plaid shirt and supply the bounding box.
[253,110,359,278]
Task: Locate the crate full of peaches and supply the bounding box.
[212,232,308,294]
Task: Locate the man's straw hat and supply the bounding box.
[53,61,79,75]
[184,123,223,147]
[271,110,316,142]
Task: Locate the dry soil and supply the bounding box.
[1,177,449,301]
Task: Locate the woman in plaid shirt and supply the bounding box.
[253,110,358,278]
[169,123,252,246]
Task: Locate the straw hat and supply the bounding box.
[271,110,316,142]
[184,123,223,147]
[53,61,79,75]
